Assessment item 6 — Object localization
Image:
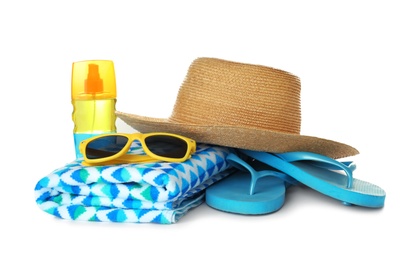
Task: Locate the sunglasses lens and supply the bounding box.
[145,135,188,159]
[85,136,129,159]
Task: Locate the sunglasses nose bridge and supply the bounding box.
[130,133,145,142]
[130,133,154,152]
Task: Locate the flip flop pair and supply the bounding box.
[205,150,386,215]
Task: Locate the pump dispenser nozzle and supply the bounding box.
[85,64,103,94]
[71,60,117,100]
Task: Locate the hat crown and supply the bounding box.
[170,58,301,134]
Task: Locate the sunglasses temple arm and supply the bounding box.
[111,154,160,163]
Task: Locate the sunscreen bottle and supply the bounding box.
[71,60,117,159]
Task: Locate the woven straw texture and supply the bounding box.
[116,57,358,159]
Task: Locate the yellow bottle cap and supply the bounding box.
[71,60,117,100]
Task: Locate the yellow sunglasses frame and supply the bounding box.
[79,132,196,166]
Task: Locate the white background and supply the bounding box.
[1,0,418,259]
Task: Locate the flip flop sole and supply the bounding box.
[205,171,286,215]
[293,161,386,207]
[242,150,386,208]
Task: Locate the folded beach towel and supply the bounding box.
[34,143,233,224]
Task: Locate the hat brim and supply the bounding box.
[116,111,359,159]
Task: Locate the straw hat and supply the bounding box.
[116,57,359,159]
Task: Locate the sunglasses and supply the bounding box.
[79,132,196,166]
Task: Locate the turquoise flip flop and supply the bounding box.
[240,149,386,208]
[205,153,298,215]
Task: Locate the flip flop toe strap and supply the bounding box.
[275,151,355,189]
[227,153,297,195]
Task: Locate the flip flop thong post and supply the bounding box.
[205,153,298,215]
[240,150,386,208]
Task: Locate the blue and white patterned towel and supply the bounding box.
[34,144,233,224]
